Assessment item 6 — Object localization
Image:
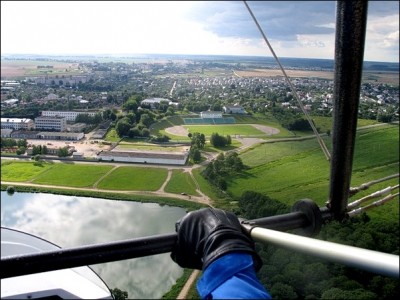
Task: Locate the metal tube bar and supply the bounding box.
[241,211,308,231]
[250,227,399,278]
[328,1,368,220]
[1,211,316,279]
[1,233,177,279]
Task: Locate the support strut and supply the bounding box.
[328,1,368,220]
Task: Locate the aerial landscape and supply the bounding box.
[1,1,399,299]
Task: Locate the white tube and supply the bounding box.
[250,227,399,278]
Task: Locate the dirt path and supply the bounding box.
[158,169,172,192]
[1,181,212,206]
[176,270,200,300]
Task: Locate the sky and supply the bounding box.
[1,1,399,62]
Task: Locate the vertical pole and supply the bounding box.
[328,1,368,220]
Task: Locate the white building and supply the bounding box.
[1,128,13,138]
[36,132,84,141]
[41,111,98,122]
[200,111,222,118]
[1,118,34,130]
[141,98,171,109]
[34,116,67,132]
[97,151,189,165]
[223,105,246,114]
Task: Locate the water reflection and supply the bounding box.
[1,192,187,299]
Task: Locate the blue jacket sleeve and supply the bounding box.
[196,253,271,299]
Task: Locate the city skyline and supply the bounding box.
[1,1,399,62]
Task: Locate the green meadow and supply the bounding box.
[97,166,168,191]
[184,124,265,136]
[32,163,113,187]
[227,124,399,218]
[1,161,53,182]
[1,121,398,219]
[164,169,199,196]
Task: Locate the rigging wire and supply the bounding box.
[348,192,399,217]
[243,1,331,161]
[348,184,399,210]
[349,173,399,196]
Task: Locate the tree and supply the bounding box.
[189,145,202,163]
[139,113,154,127]
[239,191,288,219]
[141,128,150,137]
[16,146,26,155]
[57,147,70,157]
[115,117,131,137]
[128,127,140,138]
[210,132,229,147]
[110,288,128,300]
[190,132,205,149]
[6,186,15,196]
[122,96,139,112]
[107,94,115,103]
[32,145,42,155]
[42,145,48,155]
[17,139,27,148]
[270,283,297,299]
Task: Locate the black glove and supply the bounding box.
[171,207,262,271]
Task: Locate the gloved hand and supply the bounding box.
[171,208,262,271]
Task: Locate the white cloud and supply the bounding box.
[364,14,399,61]
[1,1,398,62]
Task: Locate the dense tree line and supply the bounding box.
[75,113,103,124]
[1,138,27,155]
[202,152,245,190]
[187,132,205,163]
[210,133,232,148]
[1,138,27,149]
[237,191,399,299]
[31,144,48,155]
[271,107,317,132]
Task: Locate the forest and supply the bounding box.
[237,191,399,299]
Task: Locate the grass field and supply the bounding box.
[240,138,326,167]
[234,68,399,86]
[229,125,399,217]
[184,124,266,137]
[97,166,168,191]
[1,161,52,182]
[311,116,380,133]
[32,163,113,187]
[164,170,199,196]
[104,128,120,142]
[1,59,82,78]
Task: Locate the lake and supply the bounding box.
[1,191,187,299]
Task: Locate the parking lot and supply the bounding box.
[27,132,111,158]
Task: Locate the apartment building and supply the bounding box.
[34,116,67,132]
[1,118,35,130]
[41,110,98,122]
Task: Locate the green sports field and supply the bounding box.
[184,124,266,136]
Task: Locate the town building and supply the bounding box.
[67,123,86,133]
[223,105,246,114]
[10,131,41,139]
[41,111,98,122]
[1,118,35,131]
[1,128,13,138]
[36,132,84,141]
[10,130,84,141]
[97,151,189,165]
[141,98,172,109]
[34,116,67,132]
[200,111,223,118]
